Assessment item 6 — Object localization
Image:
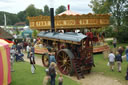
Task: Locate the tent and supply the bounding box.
[57,5,81,16]
[0,39,12,85]
[22,29,33,38]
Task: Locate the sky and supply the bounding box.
[0,0,92,14]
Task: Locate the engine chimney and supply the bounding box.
[50,8,55,32]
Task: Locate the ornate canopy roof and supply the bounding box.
[57,5,81,16]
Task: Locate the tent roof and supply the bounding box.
[0,39,13,47]
[57,5,81,16]
[22,29,33,33]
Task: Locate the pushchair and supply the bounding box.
[15,52,24,62]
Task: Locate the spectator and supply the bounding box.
[108,51,115,71]
[58,74,63,85]
[115,52,122,72]
[49,62,56,85]
[113,38,117,48]
[29,52,36,74]
[16,43,22,54]
[23,41,28,52]
[10,47,15,72]
[33,38,37,44]
[30,43,35,58]
[125,66,128,80]
[125,46,128,61]
[43,69,51,85]
[49,49,56,65]
[15,50,19,62]
[26,44,31,58]
[118,46,125,56]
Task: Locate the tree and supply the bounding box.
[0,12,20,25]
[32,29,38,38]
[55,5,66,15]
[25,4,43,25]
[26,4,43,17]
[43,5,50,16]
[17,11,26,22]
[89,0,128,42]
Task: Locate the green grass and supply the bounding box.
[10,62,80,85]
[92,42,128,84]
[92,53,128,84]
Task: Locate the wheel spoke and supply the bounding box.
[58,60,63,63]
[63,67,67,72]
[60,64,65,68]
[57,50,72,75]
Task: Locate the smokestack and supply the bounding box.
[68,4,70,10]
[50,8,55,32]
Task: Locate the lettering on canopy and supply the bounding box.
[28,13,110,30]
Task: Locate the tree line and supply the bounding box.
[89,0,128,42]
[0,4,66,25]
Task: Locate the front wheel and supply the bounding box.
[42,53,49,67]
[56,49,74,75]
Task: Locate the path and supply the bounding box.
[23,52,43,67]
[23,52,125,85]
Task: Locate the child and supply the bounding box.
[43,69,51,85]
[58,74,63,85]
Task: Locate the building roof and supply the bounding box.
[0,27,13,39]
[14,22,26,26]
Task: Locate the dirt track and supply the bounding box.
[68,73,124,85]
[23,53,126,85]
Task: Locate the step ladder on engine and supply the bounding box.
[72,59,84,80]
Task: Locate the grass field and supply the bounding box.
[92,42,128,84]
[10,62,80,85]
[92,53,128,84]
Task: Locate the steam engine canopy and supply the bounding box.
[38,31,87,44]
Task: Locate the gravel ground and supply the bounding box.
[68,73,125,85]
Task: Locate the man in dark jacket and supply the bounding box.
[29,52,35,74]
[115,52,122,72]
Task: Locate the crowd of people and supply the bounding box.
[10,39,63,85]
[10,39,36,72]
[107,38,128,80]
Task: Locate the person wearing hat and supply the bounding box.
[29,52,36,74]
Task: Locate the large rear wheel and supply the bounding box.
[56,49,74,75]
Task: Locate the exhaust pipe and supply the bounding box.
[50,8,55,32]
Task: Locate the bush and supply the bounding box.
[115,26,128,43]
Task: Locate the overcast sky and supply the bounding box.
[0,0,92,14]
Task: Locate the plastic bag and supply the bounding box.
[107,62,110,66]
